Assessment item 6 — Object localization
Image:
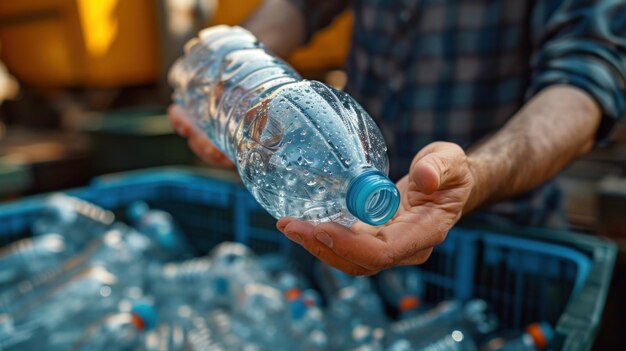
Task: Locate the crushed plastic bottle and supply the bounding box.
[127,201,194,260]
[0,265,123,350]
[377,266,425,318]
[32,194,115,248]
[0,234,67,289]
[71,302,158,351]
[169,25,400,226]
[388,299,498,350]
[315,263,388,349]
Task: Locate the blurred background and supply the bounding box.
[0,0,351,196]
[0,1,624,349]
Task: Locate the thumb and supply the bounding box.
[409,142,467,194]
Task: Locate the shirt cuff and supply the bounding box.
[528,40,626,143]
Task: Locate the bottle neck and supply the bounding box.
[345,170,400,226]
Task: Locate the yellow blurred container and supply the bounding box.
[0,0,160,88]
[212,0,352,73]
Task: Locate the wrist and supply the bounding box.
[463,154,488,215]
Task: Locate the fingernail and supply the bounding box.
[315,231,333,248]
[286,232,303,245]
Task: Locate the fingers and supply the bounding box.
[277,213,448,274]
[168,104,192,137]
[277,218,374,276]
[312,222,394,271]
[168,105,235,168]
[409,142,468,194]
[313,217,447,271]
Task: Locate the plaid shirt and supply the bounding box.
[289,0,626,228]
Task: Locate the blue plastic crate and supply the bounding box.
[238,177,615,351]
[0,167,616,350]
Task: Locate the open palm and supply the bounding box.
[277,142,475,275]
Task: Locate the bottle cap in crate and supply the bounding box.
[527,322,554,349]
[398,295,421,312]
[131,302,158,331]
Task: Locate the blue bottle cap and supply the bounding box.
[346,170,400,226]
[127,201,149,223]
[290,299,308,320]
[213,276,230,295]
[539,322,554,343]
[130,302,159,331]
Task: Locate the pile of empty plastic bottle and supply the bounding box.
[0,193,554,350]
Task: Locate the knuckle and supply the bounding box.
[312,245,324,259]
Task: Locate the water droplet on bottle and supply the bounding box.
[279,155,288,165]
[303,170,310,176]
[307,179,316,186]
[317,186,326,194]
[286,174,296,185]
[300,130,307,136]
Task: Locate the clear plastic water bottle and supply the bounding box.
[385,338,413,351]
[84,302,158,350]
[480,323,553,351]
[169,25,400,226]
[412,328,480,351]
[0,234,67,289]
[233,282,293,349]
[0,265,124,350]
[204,308,264,350]
[127,201,194,260]
[315,263,388,349]
[70,302,158,351]
[275,267,312,302]
[389,300,498,350]
[347,323,386,351]
[377,266,425,318]
[287,296,329,351]
[315,261,360,300]
[0,227,151,317]
[167,305,261,351]
[147,256,221,319]
[315,263,387,325]
[390,300,468,337]
[32,194,115,248]
[143,323,186,351]
[208,242,270,307]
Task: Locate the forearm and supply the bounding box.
[464,85,602,213]
[241,0,306,57]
